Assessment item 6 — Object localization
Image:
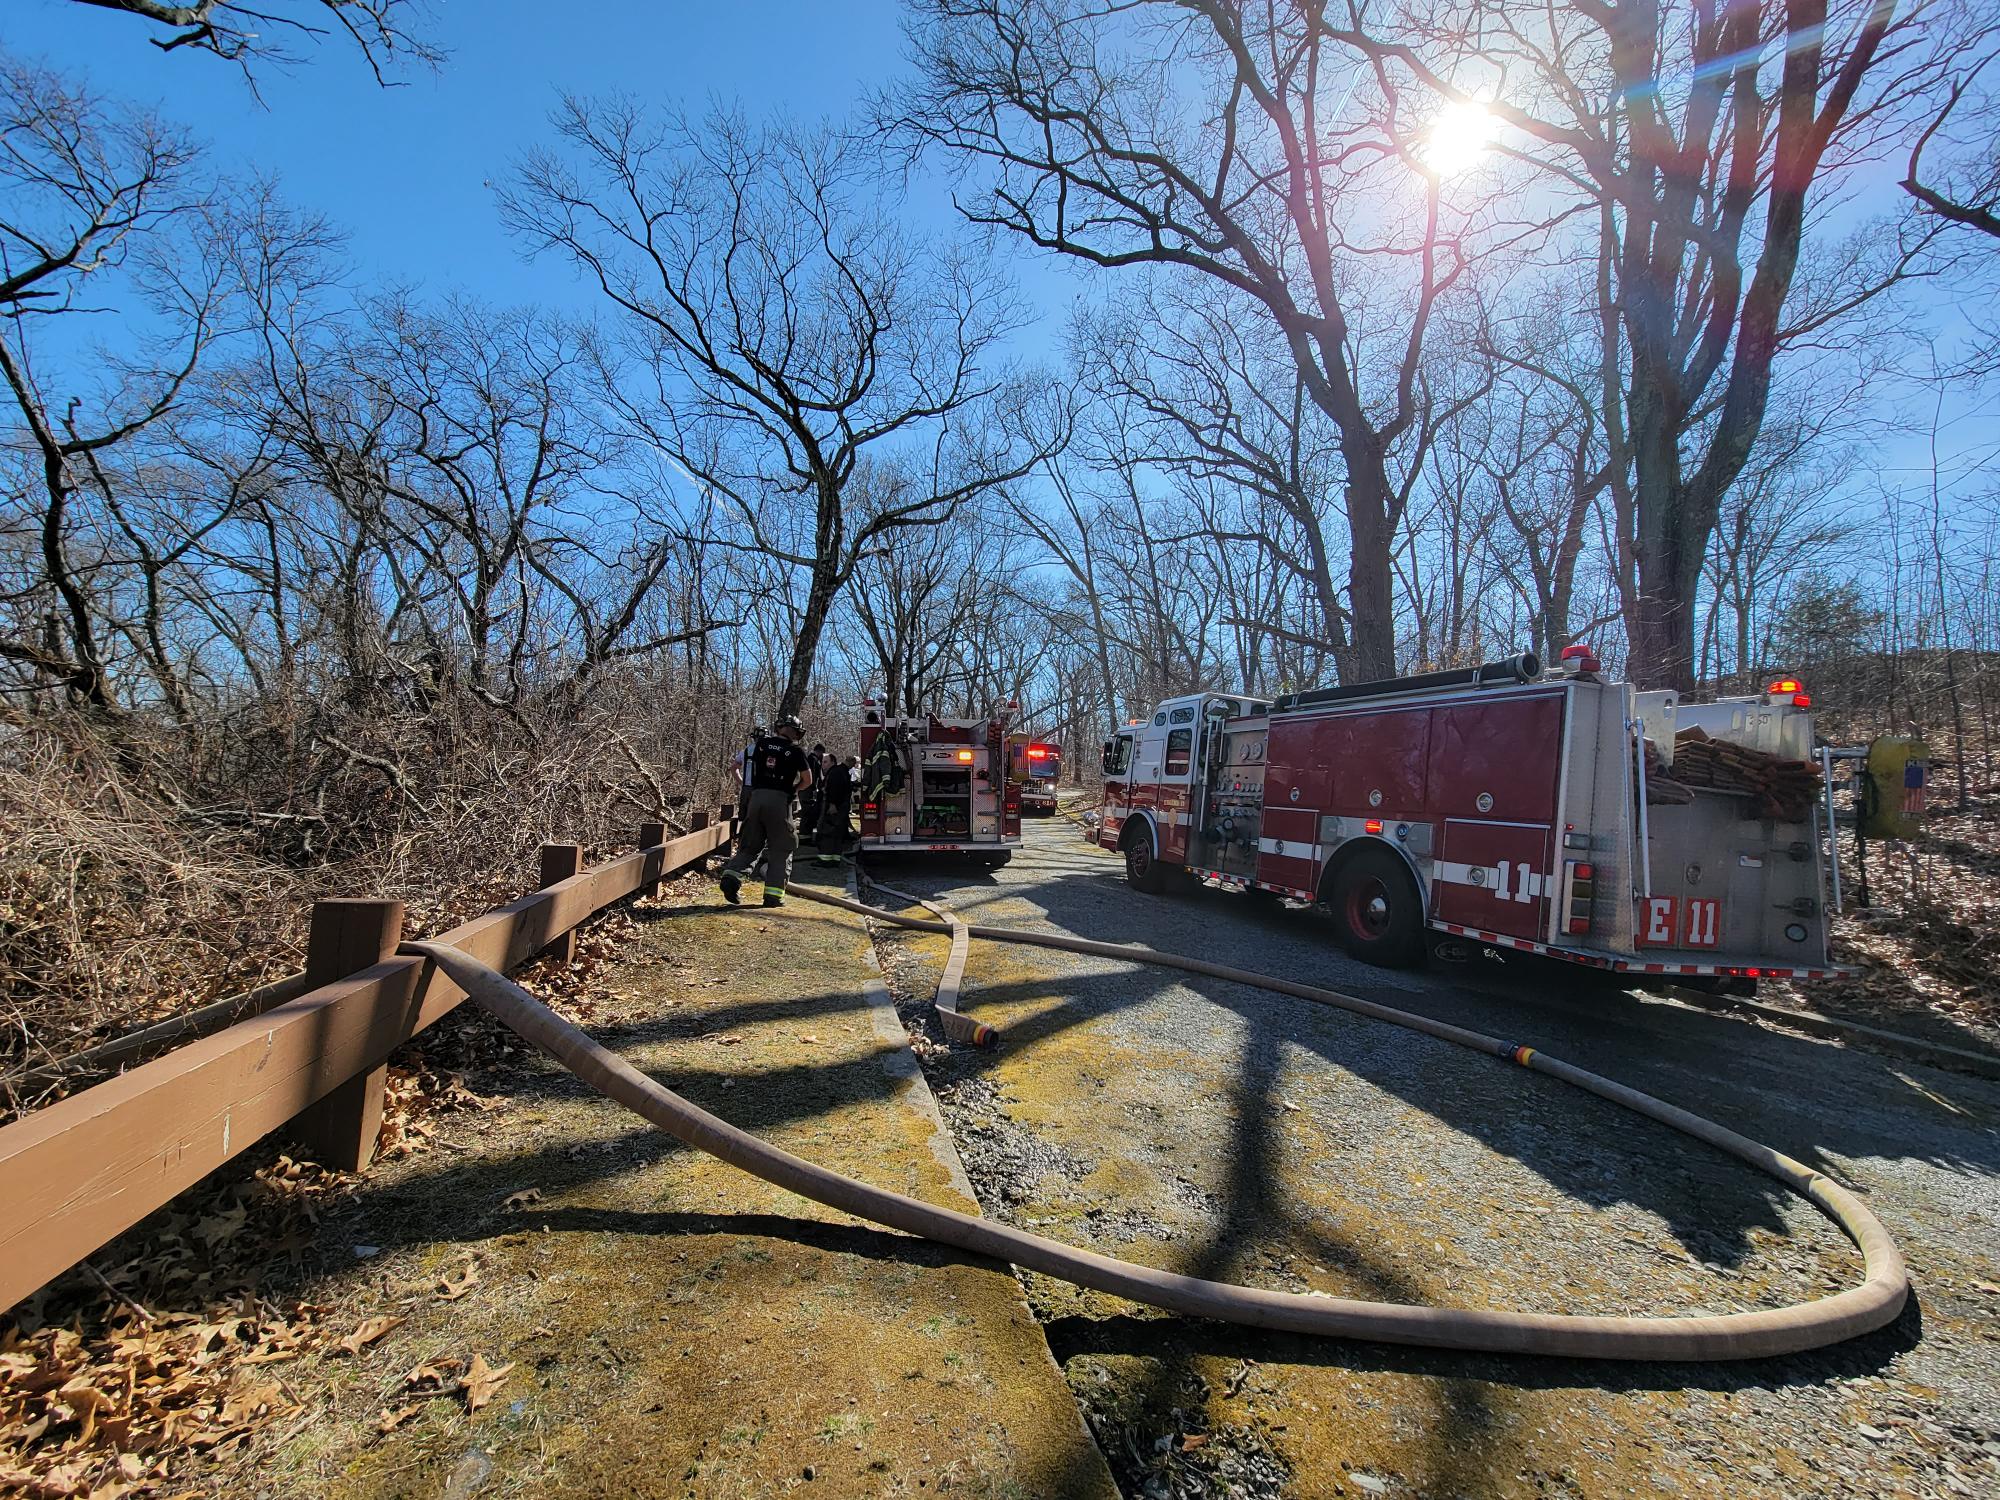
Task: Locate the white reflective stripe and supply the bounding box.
[1434,861,1551,898]
[1256,837,1318,860]
[1433,860,1490,887]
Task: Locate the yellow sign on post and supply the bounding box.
[1860,736,1928,841]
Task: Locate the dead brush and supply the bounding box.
[0,719,308,1081]
[1,667,747,1112]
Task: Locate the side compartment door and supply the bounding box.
[1433,819,1556,942]
[1426,694,1565,944]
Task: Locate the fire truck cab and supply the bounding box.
[858,706,1022,865]
[1097,655,1843,983]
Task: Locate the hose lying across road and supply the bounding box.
[401,879,1909,1362]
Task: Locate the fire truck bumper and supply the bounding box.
[1429,920,1854,981]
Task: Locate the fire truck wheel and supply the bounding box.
[1328,847,1424,967]
[1121,823,1167,893]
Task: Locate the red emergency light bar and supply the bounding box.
[1559,643,1601,674]
[1765,677,1811,708]
[1027,746,1050,760]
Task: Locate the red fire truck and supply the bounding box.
[1094,650,1847,980]
[1005,737,1062,815]
[858,704,1022,865]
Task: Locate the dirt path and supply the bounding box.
[227,861,1114,1499]
[863,820,2000,1499]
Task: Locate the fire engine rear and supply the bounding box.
[1094,651,1846,981]
[858,704,1022,865]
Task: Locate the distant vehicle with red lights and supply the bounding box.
[1005,738,1062,815]
[1095,650,1863,984]
[857,702,1021,866]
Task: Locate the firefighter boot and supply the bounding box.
[762,888,785,908]
[718,869,742,905]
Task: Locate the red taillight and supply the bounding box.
[1564,859,1594,936]
[1364,819,1383,834]
[862,802,878,814]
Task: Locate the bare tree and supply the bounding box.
[1699,436,1856,692]
[62,0,439,86]
[502,101,1054,719]
[1904,40,2000,239]
[1371,0,1954,688]
[0,54,233,709]
[891,0,1557,680]
[1074,280,1359,676]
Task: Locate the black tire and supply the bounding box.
[1122,822,1167,893]
[1328,845,1425,968]
[991,851,1013,868]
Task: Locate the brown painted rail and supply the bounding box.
[0,818,732,1314]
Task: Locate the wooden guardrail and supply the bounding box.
[0,815,734,1314]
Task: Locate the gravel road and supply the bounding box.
[863,819,2000,1500]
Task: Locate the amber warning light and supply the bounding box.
[956,749,975,763]
[1766,678,1811,708]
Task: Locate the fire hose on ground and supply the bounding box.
[400,885,1908,1363]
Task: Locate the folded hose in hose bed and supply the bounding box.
[402,907,1907,1362]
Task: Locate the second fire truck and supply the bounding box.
[1005,737,1063,815]
[1095,650,1858,981]
[858,703,1022,866]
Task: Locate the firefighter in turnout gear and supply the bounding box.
[718,716,815,907]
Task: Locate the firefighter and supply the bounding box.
[718,716,815,907]
[814,753,858,865]
[799,741,829,834]
[728,723,760,859]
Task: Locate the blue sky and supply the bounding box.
[8,2,862,306]
[7,0,1086,342]
[8,0,1990,536]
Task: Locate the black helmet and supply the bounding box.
[775,714,804,737]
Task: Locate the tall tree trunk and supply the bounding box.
[1342,452,1398,682]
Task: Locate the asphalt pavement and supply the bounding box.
[861,817,2000,1500]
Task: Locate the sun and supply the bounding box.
[1424,99,1496,177]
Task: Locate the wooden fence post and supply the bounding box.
[638,822,666,896]
[290,898,402,1174]
[538,842,584,963]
